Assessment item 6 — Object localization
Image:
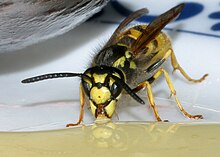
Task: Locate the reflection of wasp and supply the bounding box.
[22,3,208,126]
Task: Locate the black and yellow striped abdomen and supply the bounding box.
[117,25,172,71]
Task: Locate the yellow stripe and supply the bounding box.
[93,73,107,83]
[128,28,142,39]
[113,56,126,68]
[117,43,128,48]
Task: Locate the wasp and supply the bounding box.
[22,3,208,127]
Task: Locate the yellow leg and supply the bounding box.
[133,81,162,121]
[170,49,208,83]
[66,83,85,127]
[154,68,203,119]
[133,68,203,121]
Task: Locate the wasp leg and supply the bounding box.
[153,68,203,119]
[132,80,162,122]
[133,68,203,120]
[66,83,85,127]
[170,49,208,83]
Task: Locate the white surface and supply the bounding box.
[0,0,220,131]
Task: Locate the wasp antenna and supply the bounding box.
[21,73,82,83]
[111,75,145,104]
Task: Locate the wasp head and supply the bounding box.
[81,66,144,119]
[82,66,124,118]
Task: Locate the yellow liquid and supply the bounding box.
[0,122,220,157]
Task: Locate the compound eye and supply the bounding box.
[110,82,122,98]
[82,81,91,96]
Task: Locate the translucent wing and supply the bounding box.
[104,8,149,48]
[131,3,185,55]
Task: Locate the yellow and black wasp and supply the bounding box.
[22,3,208,127]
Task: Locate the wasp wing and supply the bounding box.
[104,8,149,48]
[131,3,185,55]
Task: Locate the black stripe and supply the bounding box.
[118,35,136,47]
[133,25,146,32]
[147,76,155,84]
[152,39,158,47]
[146,59,165,73]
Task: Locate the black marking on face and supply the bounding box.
[82,66,125,99]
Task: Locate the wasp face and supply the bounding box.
[81,66,124,118]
